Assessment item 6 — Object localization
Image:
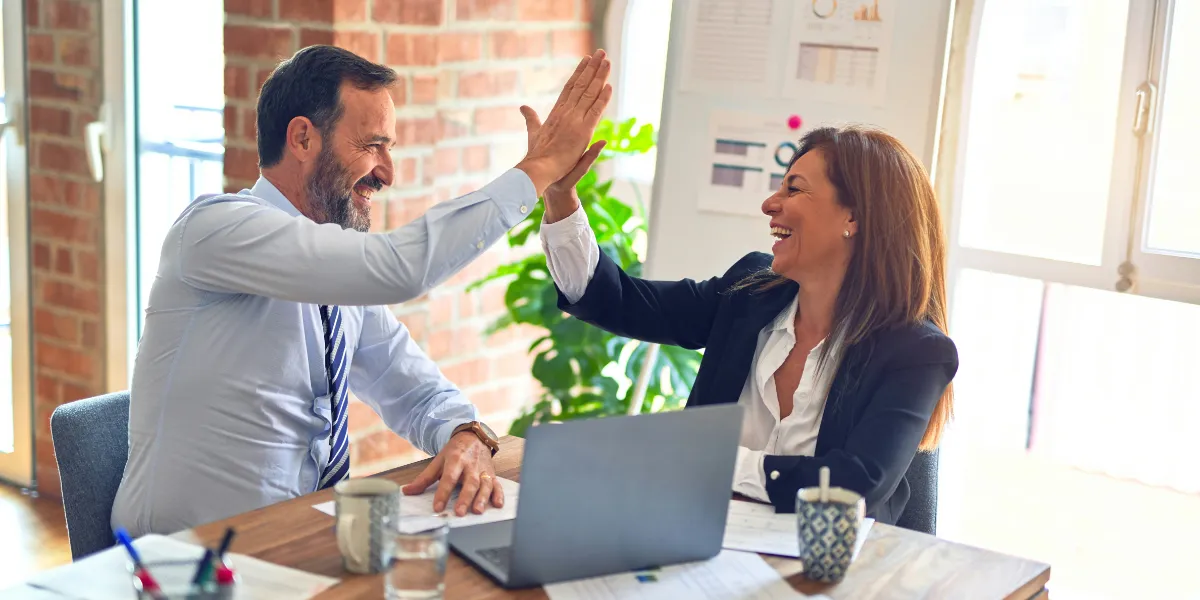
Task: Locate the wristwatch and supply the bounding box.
[452,420,500,456]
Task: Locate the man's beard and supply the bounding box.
[305,144,382,232]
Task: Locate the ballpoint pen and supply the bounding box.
[115,528,168,600]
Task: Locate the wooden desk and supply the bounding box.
[174,437,1050,599]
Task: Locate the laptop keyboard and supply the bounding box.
[476,546,512,573]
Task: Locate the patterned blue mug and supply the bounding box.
[796,486,865,583]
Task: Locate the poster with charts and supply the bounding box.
[698,110,804,218]
[678,0,778,97]
[782,0,895,105]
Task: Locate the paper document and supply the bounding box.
[678,0,778,96]
[313,476,520,533]
[25,534,338,599]
[723,500,874,561]
[544,549,817,600]
[699,110,800,217]
[782,0,896,105]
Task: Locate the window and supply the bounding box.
[941,1,1200,596]
[609,0,674,184]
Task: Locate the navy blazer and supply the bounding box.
[557,250,959,525]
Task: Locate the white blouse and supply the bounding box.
[540,207,838,501]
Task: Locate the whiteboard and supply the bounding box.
[644,0,954,281]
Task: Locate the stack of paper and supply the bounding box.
[544,550,827,600]
[723,500,874,560]
[313,476,520,533]
[23,534,338,599]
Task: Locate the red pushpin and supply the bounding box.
[787,115,803,130]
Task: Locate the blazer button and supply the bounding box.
[770,470,780,480]
[476,241,484,249]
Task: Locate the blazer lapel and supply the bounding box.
[695,283,797,407]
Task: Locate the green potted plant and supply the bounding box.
[468,118,702,436]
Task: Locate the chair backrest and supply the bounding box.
[895,449,938,535]
[50,391,131,560]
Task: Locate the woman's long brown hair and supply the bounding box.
[734,125,953,450]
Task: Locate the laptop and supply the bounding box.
[449,404,744,589]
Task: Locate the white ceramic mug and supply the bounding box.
[334,479,400,574]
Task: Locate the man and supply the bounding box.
[111,45,612,536]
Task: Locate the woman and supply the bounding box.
[537,124,957,526]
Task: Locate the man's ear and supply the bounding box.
[285,116,319,162]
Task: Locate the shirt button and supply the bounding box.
[770,470,780,480]
[476,241,484,250]
[519,205,528,214]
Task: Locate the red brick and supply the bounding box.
[429,294,455,323]
[224,147,261,181]
[225,25,296,60]
[29,69,83,102]
[81,320,99,350]
[428,323,483,361]
[354,430,418,465]
[369,198,386,232]
[396,312,429,343]
[225,65,250,100]
[32,242,51,270]
[77,182,100,213]
[458,69,519,98]
[28,34,54,64]
[53,247,72,274]
[469,386,522,413]
[394,118,438,147]
[427,158,442,187]
[523,64,575,96]
[456,0,513,20]
[374,0,442,25]
[433,146,460,177]
[438,32,483,63]
[77,250,99,283]
[61,382,93,405]
[481,282,507,313]
[334,30,381,61]
[384,33,438,67]
[242,107,258,141]
[39,279,99,313]
[36,374,61,405]
[474,105,525,134]
[412,74,438,105]
[441,358,489,388]
[255,68,273,95]
[227,0,273,17]
[299,28,334,48]
[517,0,574,20]
[347,399,380,429]
[334,0,369,21]
[32,208,94,245]
[224,107,238,140]
[551,29,591,58]
[279,0,334,22]
[493,348,534,379]
[30,106,72,137]
[462,145,489,173]
[488,30,546,59]
[388,83,406,106]
[27,0,39,27]
[458,293,479,318]
[438,109,472,140]
[37,141,91,177]
[394,156,419,186]
[36,341,96,379]
[47,0,92,30]
[35,308,78,344]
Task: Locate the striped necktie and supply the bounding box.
[318,305,350,489]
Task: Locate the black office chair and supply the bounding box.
[895,450,938,535]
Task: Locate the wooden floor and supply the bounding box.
[0,483,71,590]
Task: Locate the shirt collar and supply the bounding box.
[769,294,799,334]
[250,176,304,218]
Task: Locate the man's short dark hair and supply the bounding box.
[256,45,398,168]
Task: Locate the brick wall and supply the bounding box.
[224,0,593,475]
[26,0,106,496]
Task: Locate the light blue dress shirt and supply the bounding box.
[111,169,536,537]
